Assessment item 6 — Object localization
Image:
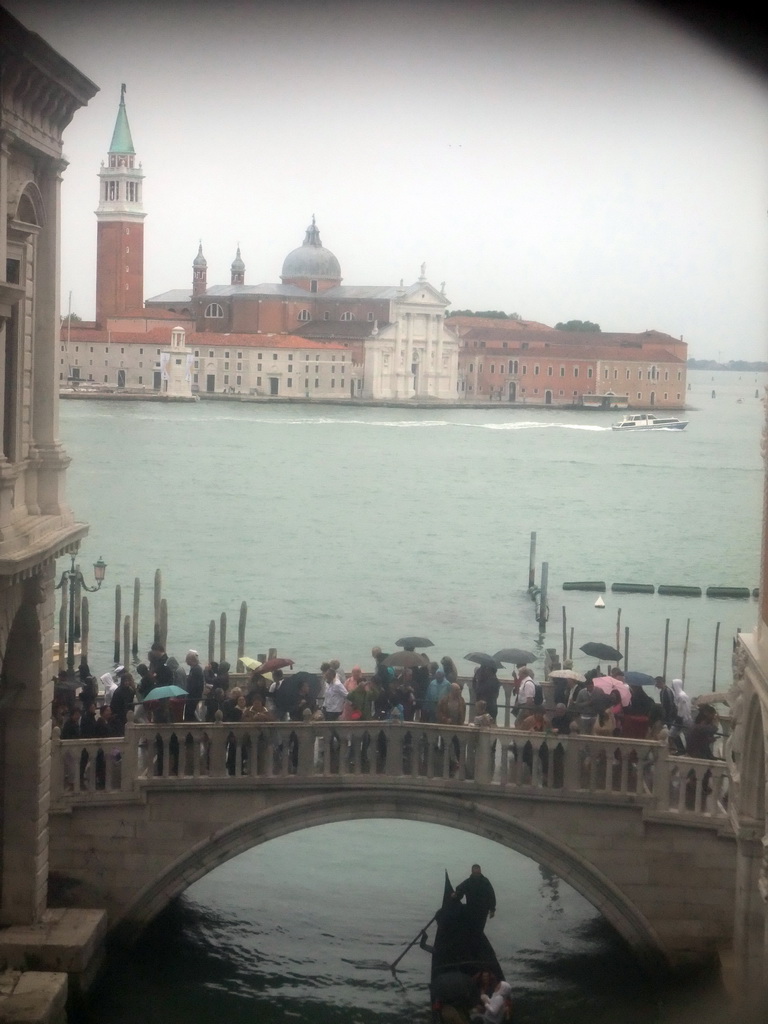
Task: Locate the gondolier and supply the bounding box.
[452,865,496,933]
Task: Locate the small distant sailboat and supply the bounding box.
[594,596,605,609]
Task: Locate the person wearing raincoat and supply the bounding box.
[422,668,451,723]
[670,678,693,753]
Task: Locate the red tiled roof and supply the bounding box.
[447,316,556,333]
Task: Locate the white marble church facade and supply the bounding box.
[362,276,459,400]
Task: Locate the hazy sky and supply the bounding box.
[7,0,768,359]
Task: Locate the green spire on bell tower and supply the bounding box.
[109,83,135,155]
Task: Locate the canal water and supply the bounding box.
[60,369,762,1022]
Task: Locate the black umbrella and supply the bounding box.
[579,642,622,661]
[395,636,434,649]
[493,648,537,666]
[273,671,321,715]
[384,650,429,668]
[465,652,502,668]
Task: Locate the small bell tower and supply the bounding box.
[192,242,208,296]
[230,245,245,286]
[95,84,146,325]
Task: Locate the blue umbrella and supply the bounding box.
[624,671,656,687]
[140,684,188,701]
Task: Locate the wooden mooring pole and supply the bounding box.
[208,620,215,666]
[712,621,721,691]
[662,618,670,680]
[153,569,162,645]
[159,598,168,650]
[528,532,537,590]
[568,627,574,662]
[681,618,691,684]
[624,626,630,671]
[220,612,227,664]
[123,616,130,671]
[113,585,121,665]
[237,602,247,670]
[615,608,622,654]
[538,562,548,633]
[561,607,567,665]
[132,578,140,659]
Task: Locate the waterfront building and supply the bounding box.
[63,92,459,400]
[450,316,688,408]
[61,322,356,398]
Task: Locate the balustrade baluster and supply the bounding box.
[207,723,228,778]
[122,720,138,791]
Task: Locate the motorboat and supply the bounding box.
[611,413,688,431]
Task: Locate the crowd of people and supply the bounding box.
[53,644,723,765]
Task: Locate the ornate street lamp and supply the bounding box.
[55,552,107,681]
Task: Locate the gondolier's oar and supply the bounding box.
[388,912,438,973]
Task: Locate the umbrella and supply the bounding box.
[493,648,537,666]
[579,642,622,661]
[395,636,434,649]
[240,656,262,671]
[384,650,429,668]
[624,670,657,687]
[548,669,586,682]
[140,684,188,701]
[273,671,322,715]
[592,676,632,707]
[253,657,294,674]
[464,652,502,668]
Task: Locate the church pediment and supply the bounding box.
[398,279,449,309]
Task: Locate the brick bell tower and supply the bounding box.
[95,84,145,325]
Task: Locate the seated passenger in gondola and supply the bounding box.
[471,978,512,1023]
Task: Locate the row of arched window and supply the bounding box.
[204,304,373,322]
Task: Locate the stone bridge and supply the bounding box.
[49,718,735,972]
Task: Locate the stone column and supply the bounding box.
[422,314,433,398]
[732,829,768,1021]
[30,158,71,517]
[394,318,403,398]
[405,313,414,397]
[435,316,444,398]
[0,569,53,925]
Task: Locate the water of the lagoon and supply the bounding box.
[63,369,761,1023]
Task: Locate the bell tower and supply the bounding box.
[95,84,145,325]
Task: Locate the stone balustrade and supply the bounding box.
[51,720,730,825]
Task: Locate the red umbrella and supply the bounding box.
[592,676,631,707]
[254,657,294,674]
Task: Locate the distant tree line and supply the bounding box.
[555,320,601,332]
[687,358,767,371]
[446,310,523,320]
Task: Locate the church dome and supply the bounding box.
[231,246,245,273]
[281,217,341,283]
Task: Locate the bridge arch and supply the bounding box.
[114,789,666,971]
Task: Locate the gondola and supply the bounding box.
[421,872,505,1022]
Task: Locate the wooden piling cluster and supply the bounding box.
[527,532,732,685]
[60,566,250,675]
